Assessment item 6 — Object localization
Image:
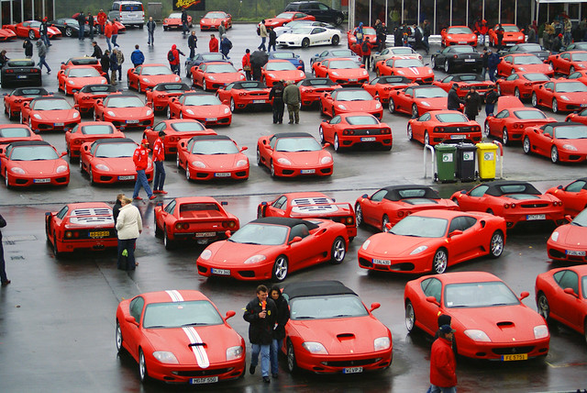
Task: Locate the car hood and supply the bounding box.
[107,106,152,119]
[363,232,435,256]
[140,74,181,85]
[555,92,587,103]
[556,138,587,150]
[203,241,283,265]
[92,156,146,174]
[335,100,380,111]
[34,109,78,121]
[206,72,244,83]
[414,97,447,110]
[394,67,433,77]
[10,158,67,174]
[184,105,229,117]
[328,68,368,78]
[554,223,587,246]
[513,64,551,73]
[67,77,107,86]
[189,152,247,170]
[275,150,330,166]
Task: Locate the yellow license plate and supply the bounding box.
[90,231,109,238]
[502,354,528,361]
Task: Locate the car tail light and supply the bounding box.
[222,221,236,228]
[384,86,391,91]
[554,201,562,206]
[453,55,458,59]
[5,69,13,74]
[31,69,40,73]
[345,216,354,225]
[514,123,522,129]
[473,126,480,131]
[397,211,405,218]
[65,231,80,238]
[382,128,391,134]
[524,82,532,86]
[156,94,165,99]
[343,129,355,135]
[15,99,22,103]
[434,126,445,132]
[74,140,82,145]
[175,223,189,230]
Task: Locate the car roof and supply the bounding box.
[544,122,585,128]
[8,140,51,147]
[139,290,210,303]
[229,81,267,89]
[92,138,135,145]
[65,202,112,210]
[482,180,541,196]
[380,185,440,200]
[272,132,313,139]
[431,271,500,284]
[172,196,220,204]
[283,280,357,299]
[250,217,319,230]
[189,134,232,142]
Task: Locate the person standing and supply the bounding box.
[429,325,457,393]
[258,20,268,51]
[220,35,232,59]
[243,285,277,384]
[116,48,125,81]
[269,80,285,124]
[36,40,51,74]
[0,50,9,68]
[447,84,462,111]
[188,31,198,59]
[104,21,113,51]
[131,44,144,68]
[112,18,120,48]
[484,85,499,117]
[481,47,489,80]
[496,24,504,50]
[147,17,156,45]
[354,22,364,45]
[283,81,301,124]
[477,19,488,46]
[91,41,103,59]
[168,44,184,75]
[209,34,219,52]
[361,38,372,70]
[464,87,482,121]
[97,9,107,35]
[115,197,142,271]
[113,193,125,225]
[552,33,563,53]
[487,50,500,82]
[267,27,277,52]
[40,17,51,47]
[374,19,384,52]
[87,12,94,40]
[152,131,167,194]
[109,49,119,85]
[133,139,156,201]
[101,50,111,83]
[181,9,189,36]
[0,212,10,286]
[242,49,252,80]
[23,38,33,58]
[563,16,572,47]
[269,285,289,379]
[77,11,86,40]
[422,20,431,54]
[218,21,226,37]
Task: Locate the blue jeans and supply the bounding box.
[485,103,495,117]
[488,67,497,82]
[251,344,270,377]
[38,56,51,72]
[153,161,166,191]
[79,24,85,40]
[117,238,136,270]
[133,169,152,198]
[270,339,282,375]
[148,30,154,44]
[112,34,119,47]
[41,34,50,47]
[428,385,457,393]
[106,37,112,51]
[258,37,266,51]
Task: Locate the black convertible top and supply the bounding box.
[450,73,484,82]
[272,132,313,139]
[228,81,267,89]
[188,134,232,142]
[92,138,135,145]
[282,280,357,300]
[298,77,336,86]
[10,87,49,96]
[483,180,541,196]
[7,140,50,147]
[375,75,411,84]
[153,82,190,91]
[79,84,118,93]
[381,185,440,201]
[542,122,586,129]
[250,217,319,230]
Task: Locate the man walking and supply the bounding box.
[209,34,219,52]
[104,21,113,51]
[112,18,120,48]
[447,84,462,111]
[188,31,198,59]
[464,87,482,121]
[40,17,51,47]
[242,49,252,80]
[152,131,167,194]
[115,197,142,271]
[268,27,277,52]
[487,50,500,82]
[181,9,189,35]
[243,285,277,384]
[429,325,457,393]
[87,12,94,40]
[132,139,156,201]
[258,20,267,51]
[116,48,125,81]
[147,17,156,45]
[101,50,111,84]
[97,9,107,35]
[269,80,285,124]
[484,85,499,116]
[23,38,33,58]
[220,35,232,59]
[283,81,301,124]
[36,40,51,74]
[131,44,144,68]
[76,11,86,40]
[0,212,10,286]
[168,44,184,75]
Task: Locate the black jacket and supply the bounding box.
[188,34,198,49]
[91,44,103,59]
[269,30,277,45]
[269,82,284,103]
[243,297,277,345]
[447,88,462,111]
[485,90,499,105]
[23,40,33,57]
[272,294,289,340]
[464,91,482,117]
[100,53,110,74]
[113,200,122,225]
[0,213,6,240]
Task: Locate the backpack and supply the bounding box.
[256,25,261,36]
[167,50,175,62]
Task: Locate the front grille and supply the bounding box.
[492,346,534,355]
[197,265,207,273]
[100,176,114,182]
[322,358,381,367]
[282,169,294,175]
[218,118,230,124]
[196,173,208,178]
[238,270,255,278]
[174,367,233,377]
[359,258,372,268]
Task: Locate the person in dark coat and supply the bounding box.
[552,33,563,53]
[484,85,499,116]
[393,26,403,47]
[413,24,424,52]
[464,86,482,121]
[481,47,489,80]
[250,50,268,81]
[109,50,119,85]
[244,285,277,383]
[268,27,277,52]
[220,35,232,58]
[23,39,33,58]
[87,12,94,40]
[101,50,110,83]
[447,84,463,111]
[91,41,103,59]
[181,9,189,35]
[422,20,431,53]
[496,23,504,50]
[147,16,156,45]
[269,285,289,379]
[269,80,285,124]
[76,11,86,40]
[487,51,500,82]
[188,31,197,59]
[361,38,372,70]
[113,193,124,225]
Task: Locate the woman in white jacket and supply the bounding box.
[116,197,142,270]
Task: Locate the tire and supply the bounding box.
[486,208,494,215]
[432,248,448,274]
[137,82,142,93]
[115,320,124,353]
[381,214,390,232]
[139,349,149,383]
[301,38,310,48]
[407,124,413,140]
[484,121,490,137]
[405,300,416,333]
[552,98,558,114]
[330,236,346,264]
[286,340,298,373]
[202,80,207,91]
[256,147,262,166]
[570,66,575,74]
[52,232,60,258]
[355,203,364,227]
[523,136,531,154]
[154,220,162,237]
[411,104,418,118]
[176,153,181,169]
[376,68,381,77]
[272,255,288,281]
[431,56,437,69]
[537,292,550,321]
[318,126,325,143]
[127,78,131,89]
[230,98,235,112]
[333,133,341,152]
[388,99,396,114]
[270,160,276,177]
[167,106,172,119]
[502,127,509,145]
[89,166,95,185]
[65,27,73,37]
[164,227,175,250]
[496,84,502,95]
[451,197,459,206]
[489,230,504,258]
[444,61,451,73]
[186,167,191,181]
[424,131,430,146]
[334,16,343,26]
[79,157,84,172]
[4,169,10,189]
[531,92,538,107]
[514,87,520,99]
[28,30,35,40]
[551,146,559,164]
[331,35,340,46]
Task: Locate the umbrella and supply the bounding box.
[250,50,269,68]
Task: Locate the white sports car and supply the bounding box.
[274,20,334,37]
[276,26,341,48]
[370,47,423,71]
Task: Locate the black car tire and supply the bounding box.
[334,16,343,26]
[331,35,339,46]
[330,236,346,264]
[65,27,73,37]
[433,248,448,274]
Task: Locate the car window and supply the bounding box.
[496,110,509,119]
[545,82,553,90]
[506,74,518,81]
[318,3,328,10]
[443,75,453,82]
[405,87,413,97]
[562,53,570,60]
[56,206,69,220]
[269,136,277,149]
[371,189,388,202]
[543,125,553,137]
[272,196,288,209]
[448,216,477,232]
[312,28,326,34]
[505,56,512,63]
[164,200,176,214]
[187,139,195,152]
[421,277,442,302]
[554,270,579,294]
[153,122,166,132]
[419,113,431,121]
[330,115,341,124]
[289,223,310,240]
[129,296,145,323]
[469,185,489,197]
[565,180,587,192]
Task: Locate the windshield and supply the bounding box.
[155,83,188,92]
[13,88,47,96]
[457,75,481,81]
[272,52,296,59]
[68,68,101,78]
[329,60,359,69]
[513,56,542,65]
[390,215,448,238]
[71,58,98,66]
[204,12,226,18]
[170,121,205,131]
[191,140,238,154]
[513,110,547,120]
[266,61,297,71]
[554,125,587,139]
[289,294,368,320]
[95,143,136,158]
[346,115,379,125]
[8,60,35,67]
[206,64,238,73]
[450,46,475,53]
[334,90,373,101]
[523,73,550,81]
[555,82,587,93]
[142,66,173,76]
[84,85,114,93]
[572,53,587,61]
[436,113,468,122]
[390,48,415,54]
[572,209,587,227]
[275,137,321,152]
[184,95,221,106]
[447,27,473,34]
[414,88,447,98]
[143,300,223,328]
[235,82,265,89]
[0,128,31,138]
[31,99,71,110]
[362,27,376,35]
[168,13,181,18]
[81,125,114,135]
[393,59,424,68]
[105,96,144,108]
[202,54,226,61]
[444,282,519,308]
[229,223,288,245]
[502,25,520,32]
[330,49,355,57]
[518,44,542,51]
[10,145,58,160]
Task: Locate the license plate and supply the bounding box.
[464,59,475,62]
[206,118,217,121]
[567,250,586,256]
[373,259,391,265]
[17,75,28,79]
[349,79,358,82]
[581,104,587,107]
[118,175,135,180]
[196,232,216,238]
[526,214,546,221]
[502,354,528,361]
[54,122,64,127]
[301,169,316,174]
[253,100,266,103]
[214,172,231,177]
[211,268,230,276]
[90,231,109,238]
[34,178,50,183]
[458,41,466,44]
[126,120,139,124]
[450,134,466,139]
[190,376,219,384]
[343,367,363,374]
[361,137,376,142]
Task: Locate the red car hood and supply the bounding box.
[555,92,587,104]
[414,97,447,110]
[335,100,381,112]
[201,18,223,26]
[267,70,305,80]
[185,105,229,117]
[365,232,433,256]
[329,68,368,79]
[109,107,152,119]
[395,67,433,78]
[514,64,550,73]
[68,77,107,87]
[207,72,245,83]
[276,150,330,167]
[204,241,283,265]
[503,33,524,40]
[557,138,587,151]
[190,152,247,170]
[92,156,141,174]
[0,29,16,38]
[555,223,587,246]
[35,109,78,121]
[141,74,181,85]
[11,158,67,175]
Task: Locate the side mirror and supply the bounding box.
[225,310,236,320]
[369,302,381,312]
[221,201,228,206]
[323,143,330,148]
[225,230,231,238]
[262,139,267,145]
[288,236,302,245]
[361,193,368,198]
[95,99,102,105]
[564,287,579,298]
[45,212,51,217]
[448,230,463,237]
[125,315,138,325]
[60,151,67,157]
[519,291,529,300]
[425,296,440,306]
[557,185,563,189]
[240,146,248,152]
[83,145,89,151]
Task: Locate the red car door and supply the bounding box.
[562,180,587,215]
[314,60,328,78]
[194,65,205,87]
[124,296,146,360]
[286,224,322,270]
[410,113,428,142]
[550,270,583,331]
[532,124,553,156]
[362,189,388,229]
[539,82,555,108]
[417,277,444,334]
[458,184,490,211]
[488,110,508,138]
[265,195,288,217]
[445,216,483,264]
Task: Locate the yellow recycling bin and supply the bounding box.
[476,143,498,180]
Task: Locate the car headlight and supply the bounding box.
[421,101,431,107]
[397,70,405,75]
[268,73,276,78]
[199,249,212,260]
[209,76,216,81]
[375,103,381,109]
[302,342,328,354]
[94,164,110,171]
[10,167,25,174]
[337,104,347,110]
[362,70,368,76]
[186,109,195,115]
[300,72,305,78]
[244,254,266,264]
[428,69,433,74]
[579,64,586,68]
[107,111,116,116]
[236,159,247,167]
[192,161,206,168]
[224,107,230,114]
[562,143,577,151]
[518,67,526,72]
[374,337,391,351]
[174,76,180,81]
[548,65,553,71]
[142,77,150,83]
[464,329,491,342]
[534,325,549,339]
[361,239,370,250]
[146,109,152,116]
[560,95,570,101]
[410,245,428,255]
[447,35,453,40]
[226,346,244,361]
[550,231,559,242]
[277,157,291,165]
[331,71,339,76]
[33,114,42,119]
[152,351,179,364]
[73,112,79,119]
[320,156,332,164]
[101,79,106,84]
[68,80,75,85]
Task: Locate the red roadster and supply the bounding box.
[143,119,216,157]
[319,112,392,151]
[65,121,125,160]
[522,122,587,163]
[546,178,587,217]
[319,88,383,119]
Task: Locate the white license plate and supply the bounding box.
[34,178,50,183]
[211,268,230,276]
[17,75,28,79]
[349,79,358,82]
[373,259,391,265]
[450,134,466,139]
[54,122,64,127]
[214,172,231,177]
[581,104,587,107]
[361,137,376,142]
[196,232,216,238]
[458,41,466,44]
[190,376,219,384]
[118,175,135,180]
[253,100,266,103]
[206,118,217,121]
[126,120,139,124]
[343,367,363,374]
[567,250,586,256]
[464,59,475,62]
[301,169,316,174]
[527,214,546,221]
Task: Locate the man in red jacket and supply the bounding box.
[152,131,167,194]
[132,139,156,201]
[429,324,457,393]
[209,34,219,52]
[97,9,107,35]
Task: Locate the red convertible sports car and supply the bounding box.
[168,93,232,126]
[358,210,506,274]
[176,135,249,181]
[264,12,315,29]
[261,60,306,87]
[281,280,392,374]
[312,58,369,86]
[362,75,413,104]
[405,272,550,360]
[0,124,42,147]
[199,11,233,31]
[320,88,383,119]
[154,197,239,249]
[191,62,246,91]
[60,57,103,73]
[93,94,154,130]
[162,12,193,30]
[565,107,587,126]
[58,66,107,95]
[79,138,153,184]
[257,132,333,177]
[488,24,525,47]
[523,122,587,163]
[127,64,181,93]
[440,26,477,47]
[4,87,51,120]
[535,265,587,343]
[145,82,193,114]
[257,192,357,239]
[0,141,69,188]
[65,121,125,160]
[0,27,16,41]
[355,185,458,231]
[196,217,348,281]
[375,57,434,84]
[548,51,587,75]
[547,209,587,263]
[116,290,245,384]
[216,81,271,112]
[433,74,494,97]
[45,202,117,257]
[546,178,587,217]
[389,85,448,118]
[298,78,341,108]
[567,70,587,86]
[143,119,216,157]
[497,54,554,78]
[21,97,81,132]
[3,20,61,39]
[319,112,392,151]
[531,80,587,113]
[450,180,565,229]
[73,84,121,116]
[485,106,555,145]
[407,110,482,146]
[495,72,551,100]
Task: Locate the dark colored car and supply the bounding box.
[1,59,42,88]
[284,1,345,26]
[498,43,550,62]
[431,45,482,73]
[49,18,98,38]
[184,52,231,78]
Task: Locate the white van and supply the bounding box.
[109,1,145,28]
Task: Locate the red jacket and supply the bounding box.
[133,145,149,171]
[97,11,107,25]
[242,53,251,68]
[209,37,219,52]
[169,44,180,65]
[104,23,113,38]
[112,23,119,35]
[153,138,165,162]
[430,337,457,388]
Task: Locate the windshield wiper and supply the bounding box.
[146,325,167,329]
[182,322,209,327]
[333,314,354,318]
[294,316,316,319]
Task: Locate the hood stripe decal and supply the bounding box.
[183,327,210,369]
[166,290,184,302]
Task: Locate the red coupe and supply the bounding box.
[531,80,587,113]
[319,88,383,119]
[261,60,306,87]
[407,110,482,146]
[191,62,246,91]
[547,209,587,263]
[546,178,587,217]
[433,73,495,97]
[58,66,107,95]
[312,58,369,86]
[264,12,315,29]
[143,119,216,157]
[488,24,525,47]
[362,75,413,104]
[145,82,193,114]
[65,121,125,160]
[4,87,51,120]
[21,97,80,132]
[485,106,555,145]
[565,108,587,125]
[127,64,181,93]
[296,78,340,108]
[168,93,232,126]
[199,11,233,30]
[319,112,392,152]
[3,20,61,39]
[162,12,193,30]
[440,26,477,46]
[73,84,121,116]
[347,26,376,48]
[497,54,554,78]
[0,28,16,41]
[0,124,42,147]
[93,94,154,130]
[374,57,434,84]
[567,70,587,86]
[548,51,587,75]
[495,72,551,100]
[389,85,448,118]
[216,80,271,112]
[522,122,587,163]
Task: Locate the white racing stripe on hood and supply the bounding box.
[166,290,184,302]
[183,327,210,368]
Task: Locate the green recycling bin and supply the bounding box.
[434,143,457,183]
[476,143,499,180]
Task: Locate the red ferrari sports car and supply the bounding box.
[440,26,477,47]
[116,290,245,384]
[0,140,69,188]
[73,84,121,116]
[168,93,232,126]
[565,108,587,125]
[4,87,51,120]
[548,51,587,75]
[264,12,315,29]
[257,132,333,178]
[531,80,587,113]
[389,85,448,118]
[196,217,348,281]
[60,57,103,73]
[362,75,413,104]
[20,97,80,132]
[495,72,551,100]
[143,119,216,157]
[281,280,392,374]
[191,62,246,91]
[216,81,271,112]
[45,202,117,257]
[79,138,153,184]
[65,121,125,160]
[374,57,435,84]
[433,74,495,97]
[535,265,587,344]
[58,66,107,95]
[546,178,587,217]
[451,180,565,229]
[488,24,525,47]
[93,94,154,130]
[0,28,16,41]
[154,197,239,249]
[522,122,587,163]
[0,124,42,147]
[127,64,181,93]
[199,11,233,30]
[162,12,193,30]
[145,82,193,114]
[567,70,587,85]
[358,210,506,274]
[257,192,357,239]
[347,26,377,48]
[298,78,341,108]
[3,20,61,39]
[355,185,459,231]
[497,54,554,78]
[319,112,392,151]
[546,209,587,263]
[405,272,550,360]
[485,106,555,145]
[319,88,383,119]
[261,60,306,88]
[407,110,482,146]
[176,135,248,181]
[312,58,369,86]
